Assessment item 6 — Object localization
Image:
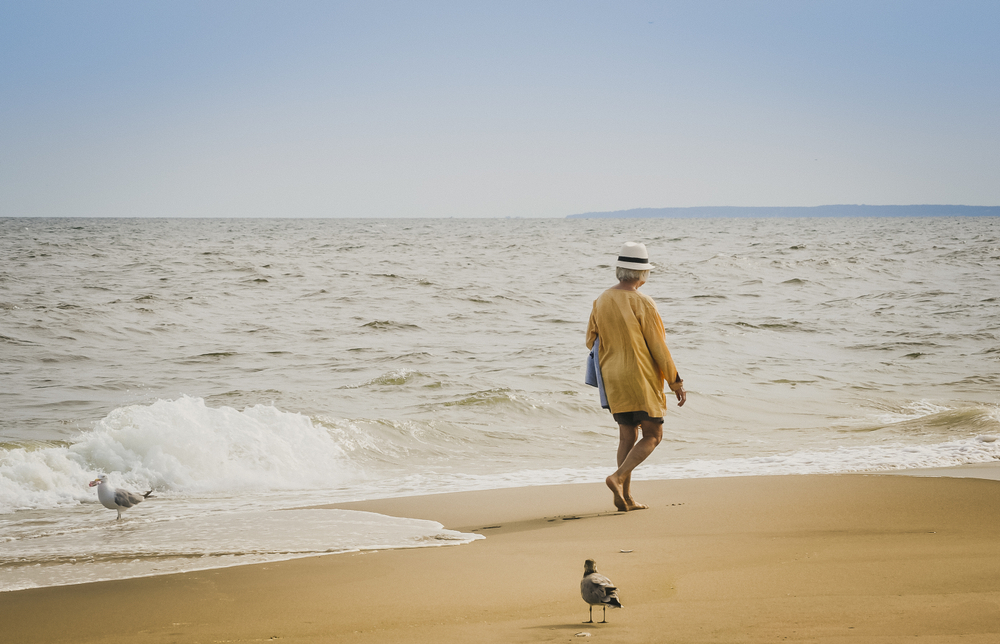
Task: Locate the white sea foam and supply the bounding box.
[641,434,1000,480]
[0,396,355,514]
[872,400,954,426]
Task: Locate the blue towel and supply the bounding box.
[585,336,609,409]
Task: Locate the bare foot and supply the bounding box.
[623,494,648,511]
[606,475,628,512]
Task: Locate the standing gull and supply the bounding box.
[581,559,622,623]
[89,474,153,520]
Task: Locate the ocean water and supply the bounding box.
[2,216,999,591]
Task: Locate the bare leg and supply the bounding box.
[616,426,640,510]
[607,423,637,511]
[606,420,662,511]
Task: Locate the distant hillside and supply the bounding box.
[566,205,1000,219]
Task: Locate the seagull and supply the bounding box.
[89,474,153,520]
[581,559,622,623]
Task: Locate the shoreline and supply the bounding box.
[7,463,999,595]
[3,471,1000,643]
[882,460,1000,480]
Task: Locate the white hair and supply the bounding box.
[616,267,650,282]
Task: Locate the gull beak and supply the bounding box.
[89,479,101,487]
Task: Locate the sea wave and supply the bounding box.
[0,397,355,513]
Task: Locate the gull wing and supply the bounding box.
[582,572,622,608]
[114,489,145,508]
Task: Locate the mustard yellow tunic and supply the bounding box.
[585,288,683,417]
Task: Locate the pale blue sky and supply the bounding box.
[2,1,998,218]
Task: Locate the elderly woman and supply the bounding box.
[586,242,686,511]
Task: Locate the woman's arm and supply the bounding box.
[640,301,683,394]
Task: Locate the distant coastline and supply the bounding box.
[566,205,1000,219]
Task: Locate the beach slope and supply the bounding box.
[3,474,1000,643]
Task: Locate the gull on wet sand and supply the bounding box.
[89,474,153,520]
[581,559,622,623]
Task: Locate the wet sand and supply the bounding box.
[3,473,1000,643]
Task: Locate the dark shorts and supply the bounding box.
[612,411,664,426]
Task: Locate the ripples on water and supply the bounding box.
[1,216,999,589]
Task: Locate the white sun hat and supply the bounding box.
[615,242,653,271]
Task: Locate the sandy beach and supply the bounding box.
[3,473,1000,643]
